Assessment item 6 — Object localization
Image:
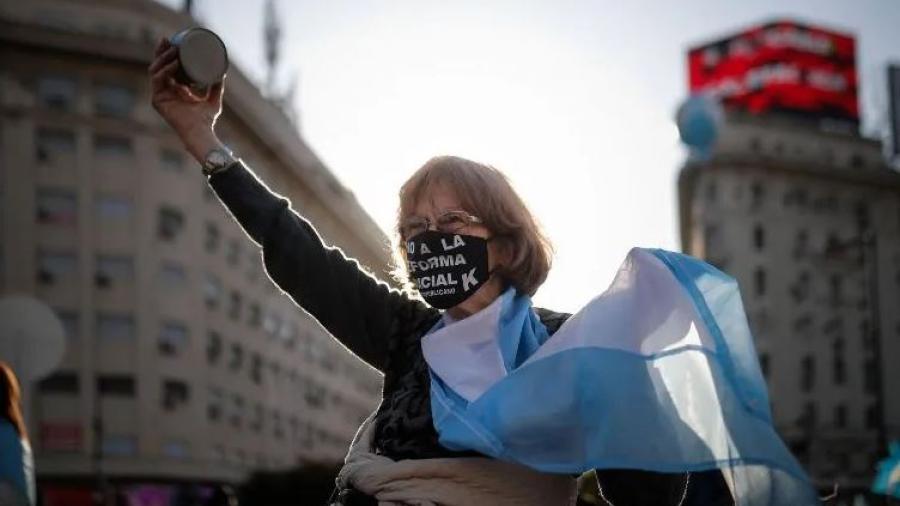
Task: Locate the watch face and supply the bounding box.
[208,150,227,167]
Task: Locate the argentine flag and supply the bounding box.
[872,442,900,498]
[422,248,818,505]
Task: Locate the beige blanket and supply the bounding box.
[334,413,577,506]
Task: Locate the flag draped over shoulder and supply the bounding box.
[421,248,819,506]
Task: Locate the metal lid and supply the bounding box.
[178,28,228,87]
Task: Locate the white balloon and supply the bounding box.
[0,296,66,383]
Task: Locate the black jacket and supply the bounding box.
[209,162,733,505]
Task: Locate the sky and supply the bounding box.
[156,0,900,312]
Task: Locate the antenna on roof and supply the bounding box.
[264,0,282,97]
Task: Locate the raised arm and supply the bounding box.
[208,160,436,370]
[147,37,437,372]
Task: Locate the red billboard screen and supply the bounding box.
[688,20,858,124]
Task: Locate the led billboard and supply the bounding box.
[688,20,858,125]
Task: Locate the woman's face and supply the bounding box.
[409,184,508,317]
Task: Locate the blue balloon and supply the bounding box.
[676,94,722,156]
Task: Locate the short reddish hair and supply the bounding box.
[395,155,552,296]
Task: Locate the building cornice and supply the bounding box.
[677,155,900,253]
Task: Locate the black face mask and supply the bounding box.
[406,230,490,309]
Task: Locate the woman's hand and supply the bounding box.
[149,37,226,163]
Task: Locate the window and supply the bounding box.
[93,134,133,159]
[829,274,843,306]
[792,229,808,259]
[246,250,261,283]
[225,239,240,266]
[789,271,810,304]
[97,375,135,397]
[320,351,337,372]
[35,128,76,164]
[229,343,244,371]
[782,187,808,208]
[56,310,79,342]
[37,252,77,285]
[281,322,297,349]
[812,194,838,214]
[159,322,188,356]
[272,411,284,440]
[39,372,79,394]
[204,222,220,253]
[38,76,77,111]
[248,302,261,327]
[834,405,847,429]
[305,380,325,408]
[95,255,133,289]
[159,262,186,289]
[160,149,184,172]
[101,434,136,456]
[832,339,846,385]
[854,200,870,229]
[263,311,281,337]
[704,180,717,203]
[799,402,816,429]
[750,182,764,209]
[157,207,184,241]
[207,331,222,365]
[94,82,134,118]
[703,224,720,251]
[821,145,836,165]
[203,273,222,309]
[97,315,135,341]
[162,440,188,459]
[865,404,879,429]
[95,195,132,221]
[228,291,242,320]
[860,320,874,351]
[207,387,223,421]
[250,353,262,385]
[753,224,765,251]
[823,316,843,335]
[162,379,190,411]
[36,189,77,225]
[748,137,762,153]
[250,403,263,432]
[229,393,244,428]
[864,360,878,393]
[800,355,815,393]
[754,268,766,297]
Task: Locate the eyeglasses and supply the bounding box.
[400,210,483,240]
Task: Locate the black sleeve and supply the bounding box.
[208,161,436,372]
[594,469,734,506]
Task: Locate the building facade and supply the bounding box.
[0,0,387,499]
[678,111,900,491]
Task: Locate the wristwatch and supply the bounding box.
[201,146,240,177]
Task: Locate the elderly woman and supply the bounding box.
[149,38,816,506]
